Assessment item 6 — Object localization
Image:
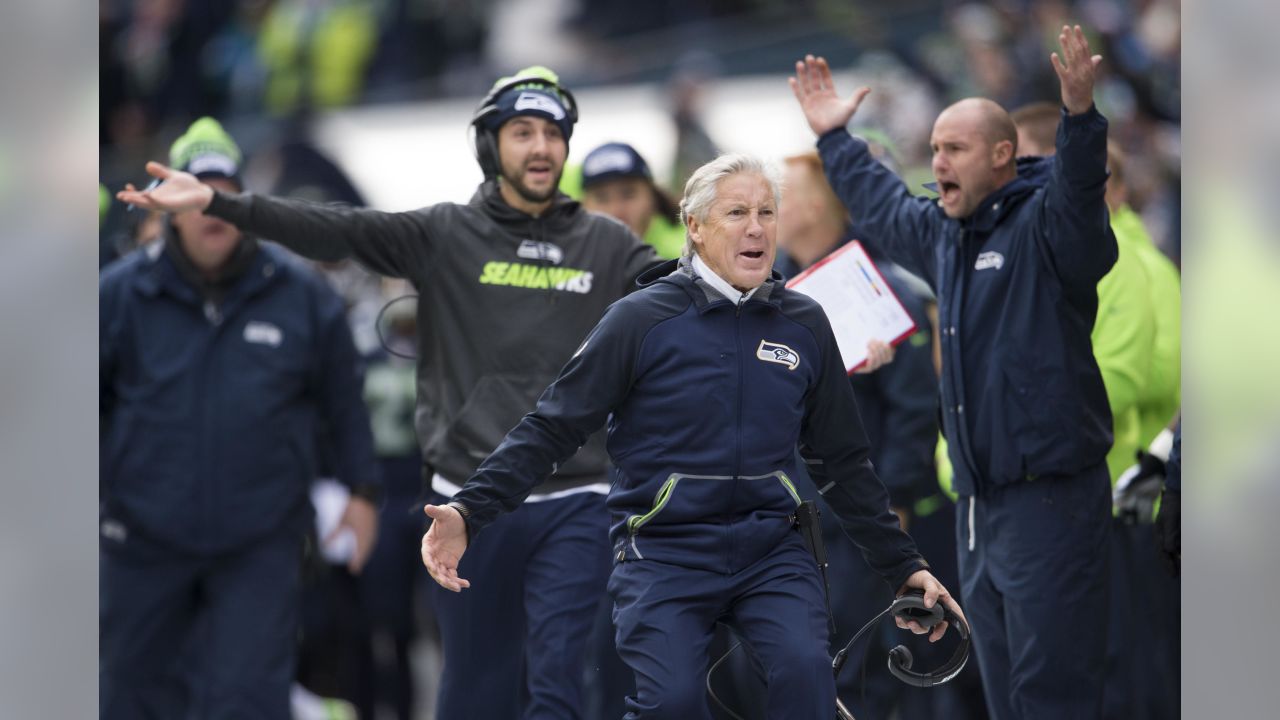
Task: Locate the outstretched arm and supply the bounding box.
[117,162,431,279]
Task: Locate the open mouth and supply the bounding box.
[939,181,961,202]
[739,250,766,261]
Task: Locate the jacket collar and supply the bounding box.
[958,173,1038,233]
[644,255,785,312]
[135,235,283,310]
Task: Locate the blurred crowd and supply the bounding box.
[101,0,1180,259]
[99,2,1181,719]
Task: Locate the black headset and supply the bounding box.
[470,73,579,180]
[884,589,971,688]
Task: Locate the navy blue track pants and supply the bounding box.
[609,531,834,720]
[957,465,1111,720]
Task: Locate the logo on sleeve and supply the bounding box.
[975,251,1004,271]
[244,320,283,347]
[756,340,800,371]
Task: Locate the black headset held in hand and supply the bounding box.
[470,74,579,180]
[884,589,971,688]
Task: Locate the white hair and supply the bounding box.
[678,153,783,259]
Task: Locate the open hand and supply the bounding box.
[115,161,215,213]
[421,504,471,592]
[789,55,871,137]
[1051,25,1102,115]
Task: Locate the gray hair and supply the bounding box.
[678,153,783,259]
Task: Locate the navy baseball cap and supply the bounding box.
[478,66,575,141]
[581,142,651,189]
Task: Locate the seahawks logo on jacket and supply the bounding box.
[756,340,800,371]
[517,239,564,265]
[975,251,1004,271]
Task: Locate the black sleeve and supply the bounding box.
[206,191,433,280]
[449,300,648,536]
[798,308,928,591]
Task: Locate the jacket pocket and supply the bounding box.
[626,474,680,536]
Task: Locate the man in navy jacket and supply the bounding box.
[100,118,379,719]
[790,26,1117,719]
[421,154,965,719]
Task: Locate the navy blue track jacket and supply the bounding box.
[817,106,1117,496]
[451,259,926,591]
[100,241,377,554]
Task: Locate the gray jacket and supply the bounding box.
[207,180,659,492]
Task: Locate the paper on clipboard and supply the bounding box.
[786,241,917,374]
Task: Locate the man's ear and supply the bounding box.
[992,139,1015,170]
[687,215,703,248]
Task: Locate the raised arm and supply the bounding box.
[790,56,942,285]
[1037,26,1118,289]
[117,162,432,279]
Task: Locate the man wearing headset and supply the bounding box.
[119,66,660,720]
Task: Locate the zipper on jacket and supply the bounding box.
[728,298,747,572]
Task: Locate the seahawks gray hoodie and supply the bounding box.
[206,180,659,493]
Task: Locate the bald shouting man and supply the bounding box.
[791,27,1117,719]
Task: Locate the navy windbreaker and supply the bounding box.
[816,106,1117,496]
[99,241,377,554]
[451,259,926,591]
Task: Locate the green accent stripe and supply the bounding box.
[777,472,803,506]
[627,475,679,534]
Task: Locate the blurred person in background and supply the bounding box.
[579,141,685,259]
[791,26,1118,719]
[100,117,380,719]
[119,65,660,720]
[775,150,968,719]
[355,294,432,720]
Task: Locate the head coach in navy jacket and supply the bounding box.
[422,153,966,719]
[790,26,1119,720]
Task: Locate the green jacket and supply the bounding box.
[643,214,686,260]
[1113,205,1181,445]
[1094,210,1157,482]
